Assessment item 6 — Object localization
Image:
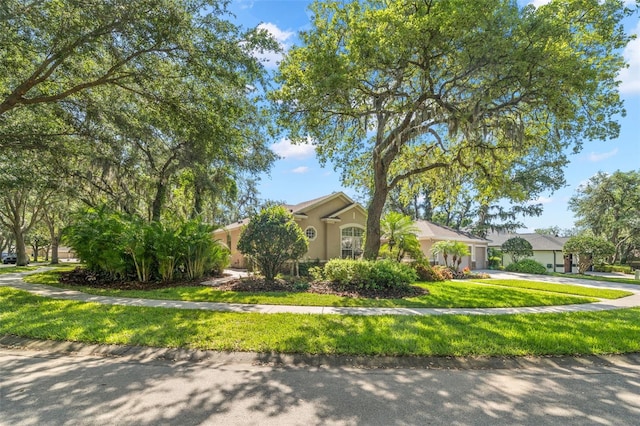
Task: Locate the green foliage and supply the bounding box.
[501,237,534,263]
[505,259,547,275]
[237,206,308,281]
[274,0,632,259]
[379,212,423,261]
[593,264,633,274]
[564,234,616,274]
[64,206,228,282]
[569,170,640,264]
[488,248,502,269]
[323,259,417,290]
[431,241,470,271]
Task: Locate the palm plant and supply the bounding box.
[380,212,421,261]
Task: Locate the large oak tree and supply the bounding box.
[273,0,632,259]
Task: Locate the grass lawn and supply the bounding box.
[474,279,632,299]
[0,266,40,274]
[548,272,640,285]
[1,287,639,356]
[21,270,608,308]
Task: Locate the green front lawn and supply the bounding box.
[1,287,639,356]
[549,272,640,285]
[22,270,604,308]
[0,266,39,274]
[474,279,632,299]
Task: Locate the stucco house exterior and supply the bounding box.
[487,232,576,273]
[215,192,489,270]
[214,192,367,268]
[415,221,488,270]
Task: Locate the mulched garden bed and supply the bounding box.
[59,268,215,290]
[215,278,429,299]
[59,268,428,299]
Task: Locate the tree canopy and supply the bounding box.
[569,170,640,264]
[501,237,533,263]
[273,0,632,259]
[1,0,279,226]
[564,234,616,274]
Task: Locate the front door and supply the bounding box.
[564,254,572,273]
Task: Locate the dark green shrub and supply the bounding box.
[237,206,308,281]
[324,259,416,290]
[64,206,228,283]
[505,259,547,274]
[501,237,533,263]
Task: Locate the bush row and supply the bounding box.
[317,258,417,290]
[64,206,229,283]
[593,264,633,274]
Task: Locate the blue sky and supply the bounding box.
[229,0,640,231]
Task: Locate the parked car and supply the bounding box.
[2,254,28,264]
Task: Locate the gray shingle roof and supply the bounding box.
[487,232,567,251]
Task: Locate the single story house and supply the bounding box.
[215,192,488,270]
[486,232,577,273]
[214,192,367,268]
[414,221,488,270]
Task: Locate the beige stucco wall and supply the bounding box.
[420,240,487,270]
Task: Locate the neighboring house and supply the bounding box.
[486,232,576,273]
[214,192,367,268]
[414,221,488,270]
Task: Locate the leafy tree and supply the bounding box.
[380,212,422,261]
[564,234,615,274]
[237,206,308,281]
[431,240,470,272]
[0,0,276,144]
[273,0,631,259]
[501,237,534,263]
[569,170,640,264]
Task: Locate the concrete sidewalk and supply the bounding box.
[2,268,639,316]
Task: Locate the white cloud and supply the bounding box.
[619,21,640,95]
[237,0,254,9]
[588,148,618,162]
[291,166,309,174]
[255,22,294,68]
[270,138,315,159]
[528,196,553,205]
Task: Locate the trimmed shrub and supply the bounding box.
[593,264,633,274]
[414,263,445,282]
[323,259,417,290]
[505,259,547,274]
[237,206,308,281]
[433,265,454,280]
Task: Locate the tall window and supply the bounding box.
[341,227,364,259]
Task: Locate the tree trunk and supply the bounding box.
[363,171,389,260]
[151,179,167,222]
[51,236,60,264]
[14,228,29,266]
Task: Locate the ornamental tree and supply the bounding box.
[431,240,470,272]
[237,206,308,281]
[501,237,534,263]
[273,0,632,259]
[564,234,615,274]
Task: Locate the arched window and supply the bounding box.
[341,226,364,259]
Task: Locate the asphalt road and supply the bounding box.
[1,347,639,425]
